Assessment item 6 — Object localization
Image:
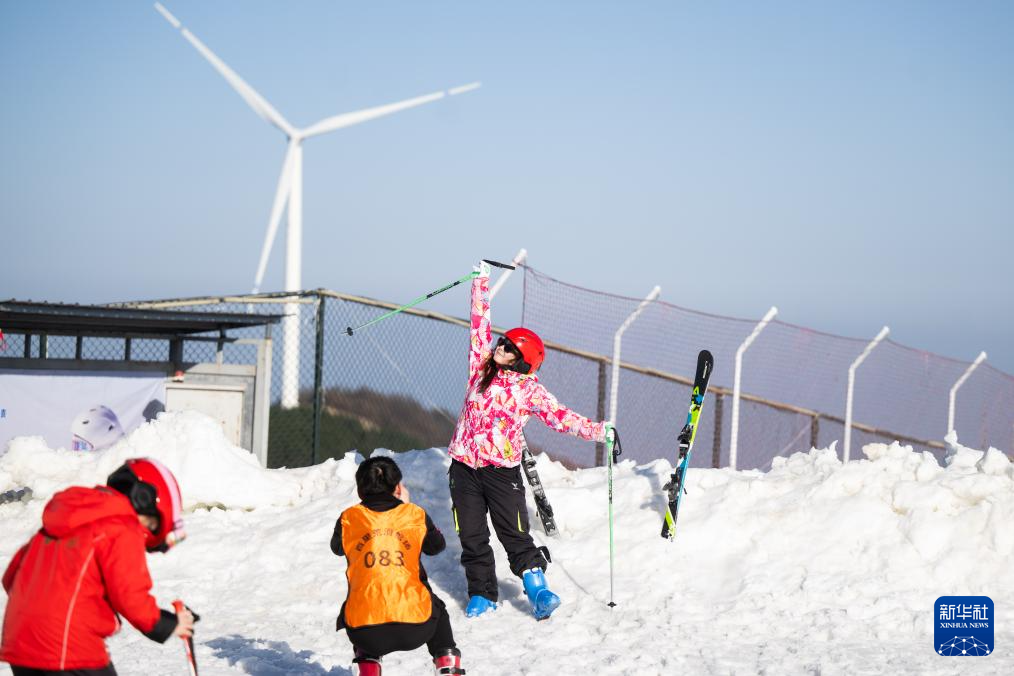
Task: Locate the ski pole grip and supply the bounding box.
[482,259,516,270]
[173,599,200,623]
[610,427,622,461]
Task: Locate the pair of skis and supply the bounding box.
[661,349,714,540]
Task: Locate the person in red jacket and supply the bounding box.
[1,457,195,676]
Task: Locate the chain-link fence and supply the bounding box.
[100,267,1013,471]
[6,259,1012,473]
[121,292,473,468]
[521,266,1014,470]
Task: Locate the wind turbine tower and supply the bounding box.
[154,3,480,409]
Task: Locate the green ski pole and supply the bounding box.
[606,424,622,607]
[345,259,515,335]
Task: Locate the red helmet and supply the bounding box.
[107,458,185,552]
[504,327,545,374]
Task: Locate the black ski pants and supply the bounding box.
[345,596,455,658]
[448,459,547,601]
[10,667,117,676]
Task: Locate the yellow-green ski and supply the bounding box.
[661,350,713,541]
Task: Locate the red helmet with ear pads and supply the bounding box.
[504,327,545,374]
[107,458,185,552]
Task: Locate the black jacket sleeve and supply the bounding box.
[142,609,179,643]
[421,513,446,556]
[330,517,344,556]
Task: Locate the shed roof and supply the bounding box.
[0,300,280,338]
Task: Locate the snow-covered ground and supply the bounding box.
[1,411,1011,675]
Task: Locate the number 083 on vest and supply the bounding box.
[340,503,433,627]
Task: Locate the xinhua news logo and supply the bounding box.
[935,596,993,656]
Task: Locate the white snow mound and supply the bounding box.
[1,414,1012,674]
[0,410,351,510]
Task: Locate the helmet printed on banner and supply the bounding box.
[71,405,125,452]
[504,327,545,374]
[107,458,186,552]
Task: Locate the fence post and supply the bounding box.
[810,413,819,450]
[169,338,184,373]
[712,393,724,468]
[311,294,326,465]
[489,248,528,299]
[843,326,889,462]
[596,359,607,466]
[609,286,661,426]
[948,351,987,436]
[729,306,777,470]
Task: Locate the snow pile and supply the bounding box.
[0,411,347,510]
[1,415,1011,674]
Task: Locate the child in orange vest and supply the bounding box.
[331,457,464,676]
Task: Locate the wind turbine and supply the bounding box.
[154,3,480,409]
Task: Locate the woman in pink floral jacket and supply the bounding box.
[447,261,610,620]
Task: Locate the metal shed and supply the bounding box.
[0,300,280,465]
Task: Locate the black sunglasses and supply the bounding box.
[497,336,521,358]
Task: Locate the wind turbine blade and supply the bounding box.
[300,82,481,139]
[153,3,295,138]
[449,81,482,96]
[252,143,298,293]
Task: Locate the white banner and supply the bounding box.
[0,370,167,453]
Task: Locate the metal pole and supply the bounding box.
[311,294,326,465]
[729,306,777,470]
[948,351,987,436]
[252,326,273,467]
[843,326,889,462]
[596,359,607,466]
[488,248,528,300]
[712,394,724,468]
[606,427,618,607]
[280,144,304,410]
[605,287,657,610]
[280,299,301,408]
[609,286,661,425]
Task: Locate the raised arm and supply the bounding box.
[525,382,608,442]
[468,264,493,377]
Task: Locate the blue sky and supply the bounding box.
[1,1,1012,372]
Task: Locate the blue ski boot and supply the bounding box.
[522,567,561,620]
[465,595,496,617]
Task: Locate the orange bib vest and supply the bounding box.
[340,502,432,628]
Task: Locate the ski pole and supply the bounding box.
[172,599,199,676]
[606,425,622,607]
[345,259,515,336]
